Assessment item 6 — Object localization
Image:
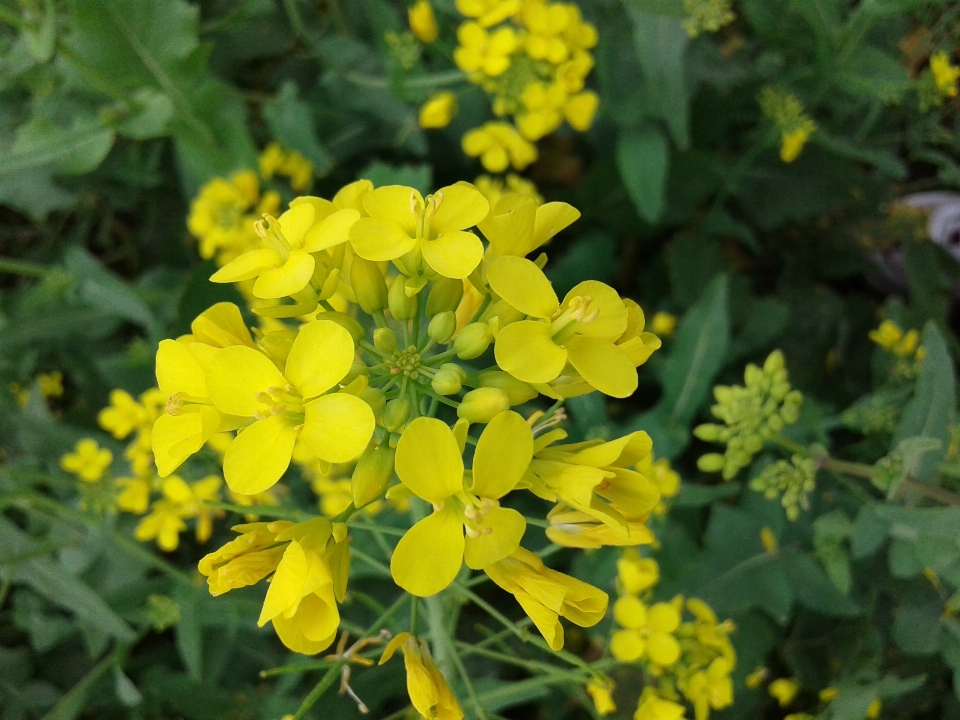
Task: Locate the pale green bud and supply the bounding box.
[389,277,418,321]
[763,349,785,374]
[744,435,763,454]
[428,311,457,344]
[478,370,538,405]
[693,423,722,442]
[350,257,388,313]
[454,322,493,359]
[360,387,386,415]
[713,386,733,404]
[383,398,410,432]
[440,363,467,382]
[426,278,464,317]
[457,387,510,423]
[697,453,726,473]
[745,364,763,388]
[320,310,364,342]
[374,327,398,354]
[351,444,395,508]
[432,366,463,396]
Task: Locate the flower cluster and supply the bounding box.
[694,350,802,480]
[681,0,735,38]
[749,454,818,520]
[610,554,737,720]
[759,86,817,163]
[920,50,960,110]
[144,177,668,667]
[10,370,63,408]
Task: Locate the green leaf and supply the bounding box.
[781,551,860,616]
[839,46,910,103]
[359,160,433,195]
[63,247,158,333]
[850,505,887,559]
[112,666,143,707]
[617,124,670,224]
[672,482,742,508]
[174,587,203,681]
[893,322,955,480]
[813,132,907,179]
[546,232,617,298]
[263,81,332,175]
[116,88,175,140]
[813,510,853,595]
[0,116,114,176]
[892,601,942,655]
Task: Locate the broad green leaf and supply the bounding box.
[546,232,617,298]
[63,247,157,333]
[117,88,174,140]
[839,46,910,103]
[175,587,203,681]
[617,125,670,224]
[892,601,941,656]
[360,160,433,195]
[781,552,860,616]
[0,116,114,176]
[263,81,332,175]
[672,482,742,508]
[813,132,907,179]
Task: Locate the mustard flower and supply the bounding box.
[134,498,187,552]
[587,678,617,716]
[474,173,543,208]
[380,632,464,720]
[769,678,800,707]
[635,692,687,720]
[522,1,573,64]
[454,22,517,77]
[98,389,149,439]
[462,122,538,172]
[930,51,960,98]
[409,0,439,42]
[456,0,519,27]
[651,311,677,337]
[61,438,112,483]
[686,657,734,720]
[479,192,579,258]
[546,504,655,549]
[115,475,152,514]
[611,595,682,666]
[617,550,660,595]
[419,91,459,129]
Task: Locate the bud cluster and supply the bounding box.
[749,454,818,520]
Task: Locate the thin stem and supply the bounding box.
[818,457,878,480]
[424,591,457,686]
[351,546,392,577]
[411,596,419,635]
[346,521,405,537]
[0,257,49,277]
[455,641,587,681]
[291,661,347,720]
[448,640,487,720]
[771,434,809,457]
[901,478,960,508]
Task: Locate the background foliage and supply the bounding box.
[1,0,960,719]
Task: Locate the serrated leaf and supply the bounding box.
[617,124,669,224]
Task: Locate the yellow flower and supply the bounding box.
[769,678,800,707]
[611,595,682,666]
[485,546,608,650]
[380,632,463,720]
[199,520,290,595]
[686,657,734,720]
[187,172,260,263]
[546,504,655,549]
[780,121,815,163]
[281,150,314,192]
[651,311,677,337]
[165,474,223,542]
[420,91,459,129]
[516,82,566,141]
[115,475,152,514]
[866,699,881,719]
[134,498,187,551]
[37,371,63,399]
[617,550,660,595]
[391,411,532,596]
[455,0,519,27]
[868,319,920,358]
[522,1,573,64]
[587,678,617,716]
[348,183,489,280]
[637,452,680,514]
[744,666,768,689]
[409,0,439,43]
[462,122,538,172]
[98,389,149,439]
[203,319,375,495]
[259,142,286,179]
[474,174,543,207]
[930,51,960,98]
[634,692,687,720]
[61,439,112,483]
[454,22,517,77]
[479,191,578,258]
[564,90,599,131]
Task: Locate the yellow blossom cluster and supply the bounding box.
[259,142,315,192]
[930,51,959,101]
[144,176,669,675]
[868,319,922,359]
[10,370,63,408]
[610,554,736,720]
[759,86,817,163]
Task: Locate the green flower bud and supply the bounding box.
[389,276,418,321]
[428,311,457,344]
[432,366,463,395]
[478,370,537,405]
[383,398,410,432]
[745,364,764,388]
[763,349,784,374]
[350,257,388,313]
[713,386,733,404]
[454,322,493,359]
[693,423,722,442]
[697,453,726,473]
[341,360,370,386]
[744,435,763,454]
[319,310,364,342]
[351,444,395,508]
[440,362,467,381]
[374,327,399,354]
[457,387,510,423]
[426,278,464,317]
[360,387,386,415]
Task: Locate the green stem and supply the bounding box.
[522,516,550,529]
[344,69,466,90]
[455,641,587,680]
[332,502,358,523]
[204,501,308,520]
[900,479,960,508]
[771,435,809,457]
[40,644,128,720]
[410,596,419,635]
[291,661,347,720]
[424,592,457,685]
[0,257,49,277]
[448,639,487,720]
[818,457,878,480]
[423,348,459,365]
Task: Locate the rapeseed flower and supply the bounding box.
[454,22,517,76]
[61,439,112,482]
[420,91,458,128]
[409,0,439,43]
[769,678,800,707]
[380,632,464,720]
[930,51,960,98]
[611,595,682,666]
[462,122,538,171]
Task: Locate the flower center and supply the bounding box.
[463,496,497,538]
[254,384,305,425]
[391,346,422,378]
[550,295,598,343]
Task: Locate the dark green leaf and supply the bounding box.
[617,124,670,224]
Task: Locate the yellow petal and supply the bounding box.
[648,602,680,633]
[471,410,533,499]
[210,248,283,284]
[647,632,681,666]
[279,203,315,246]
[300,393,375,463]
[573,431,652,468]
[391,506,465,596]
[395,417,464,503]
[223,415,298,494]
[349,217,418,261]
[190,302,254,348]
[431,183,489,232]
[485,255,558,318]
[156,339,206,397]
[303,208,361,253]
[562,281,627,338]
[271,591,339,655]
[564,336,637,398]
[610,629,644,661]
[259,539,307,625]
[478,194,537,256]
[333,179,373,212]
[613,595,646,629]
[532,202,580,252]
[514,590,564,650]
[494,320,567,384]
[422,230,484,279]
[152,407,220,476]
[252,251,315,299]
[464,506,526,569]
[362,185,422,234]
[285,320,354,398]
[205,346,286,417]
[404,648,440,717]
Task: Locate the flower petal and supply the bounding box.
[285,320,354,398]
[564,336,638,398]
[156,339,206,397]
[647,632,680,666]
[259,539,307,625]
[223,414,298,494]
[422,230,484,279]
[278,203,315,246]
[303,208,361,253]
[349,217,418,261]
[362,185,422,234]
[210,249,283,284]
[253,251,315,299]
[562,280,627,338]
[472,410,533,499]
[431,183,489,232]
[391,507,464,596]
[300,393,375,463]
[395,417,464,503]
[485,255,558,318]
[514,590,564,651]
[610,629,644,662]
[532,202,580,252]
[271,591,339,655]
[205,346,286,417]
[464,506,526,569]
[495,320,567,384]
[152,407,220,477]
[478,194,537,256]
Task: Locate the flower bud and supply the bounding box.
[383,398,410,432]
[432,366,463,395]
[457,387,509,423]
[360,387,386,415]
[352,444,395,508]
[454,322,493,359]
[428,311,457,344]
[693,423,722,442]
[697,453,726,473]
[319,311,364,342]
[763,350,784,374]
[426,278,464,317]
[478,370,537,405]
[350,257,388,313]
[374,327,399,354]
[389,277,418,321]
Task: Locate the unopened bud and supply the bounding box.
[374,327,398,354]
[352,444,395,508]
[763,350,785,374]
[693,423,722,442]
[478,370,537,405]
[350,257,388,313]
[697,453,726,473]
[428,311,457,344]
[432,366,463,395]
[389,277,418,321]
[383,398,410,431]
[360,387,386,415]
[454,322,493,359]
[457,387,509,423]
[320,311,364,342]
[426,278,464,317]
